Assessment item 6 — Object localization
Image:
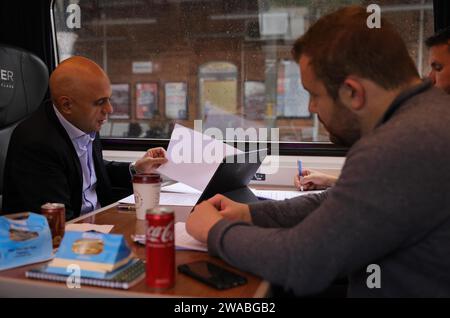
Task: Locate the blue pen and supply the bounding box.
[298,160,304,191]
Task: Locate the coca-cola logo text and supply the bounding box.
[146,221,174,243]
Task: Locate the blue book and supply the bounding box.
[46,231,133,278]
[25,258,145,290]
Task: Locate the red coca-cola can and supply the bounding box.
[145,206,175,289]
[41,203,65,248]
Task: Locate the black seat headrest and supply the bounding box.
[0,45,49,127]
[0,45,49,202]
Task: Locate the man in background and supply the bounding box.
[2,56,167,220]
[426,26,450,94]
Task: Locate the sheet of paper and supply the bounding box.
[65,223,114,234]
[156,124,241,192]
[174,222,207,252]
[160,192,200,206]
[162,182,201,194]
[118,194,135,205]
[119,192,200,207]
[250,189,325,201]
[131,222,207,252]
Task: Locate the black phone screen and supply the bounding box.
[178,261,248,290]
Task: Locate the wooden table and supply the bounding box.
[0,202,270,298]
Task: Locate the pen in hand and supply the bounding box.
[298,160,304,192]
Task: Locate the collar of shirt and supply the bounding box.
[377,79,433,127]
[53,105,96,155]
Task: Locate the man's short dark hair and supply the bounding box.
[292,6,419,100]
[425,27,450,48]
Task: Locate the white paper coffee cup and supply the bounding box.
[132,174,162,220]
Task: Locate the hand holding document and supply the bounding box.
[155,124,242,192]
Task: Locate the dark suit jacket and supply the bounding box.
[2,101,133,220]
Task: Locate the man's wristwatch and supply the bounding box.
[129,161,138,175]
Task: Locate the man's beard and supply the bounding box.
[444,86,450,95]
[321,100,361,147]
[329,129,360,147]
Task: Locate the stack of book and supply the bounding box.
[26,258,145,289]
[25,231,145,289]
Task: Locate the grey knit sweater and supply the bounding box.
[207,82,450,297]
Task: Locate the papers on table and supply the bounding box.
[250,189,324,201]
[119,192,201,207]
[65,223,114,234]
[156,124,242,192]
[119,184,324,207]
[160,192,200,206]
[118,194,135,205]
[174,222,207,252]
[162,182,201,194]
[131,222,207,252]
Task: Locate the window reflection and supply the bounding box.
[53,0,434,142]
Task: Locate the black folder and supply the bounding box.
[194,148,268,206]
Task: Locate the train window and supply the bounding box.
[199,62,239,132]
[51,0,434,148]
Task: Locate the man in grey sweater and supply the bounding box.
[186,6,450,297]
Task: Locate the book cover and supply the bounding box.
[25,258,145,290]
[46,231,132,278]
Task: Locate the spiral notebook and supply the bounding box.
[25,258,145,290]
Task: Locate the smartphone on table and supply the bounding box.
[178,261,248,290]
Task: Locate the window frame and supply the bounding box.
[50,0,439,157]
[101,138,348,157]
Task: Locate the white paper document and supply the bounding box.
[118,194,135,205]
[156,124,241,192]
[65,223,114,234]
[120,187,322,206]
[131,222,207,252]
[174,222,207,252]
[119,192,200,207]
[162,182,201,194]
[160,192,200,206]
[250,189,325,201]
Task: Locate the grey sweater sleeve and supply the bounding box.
[249,190,329,228]
[207,134,449,296]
